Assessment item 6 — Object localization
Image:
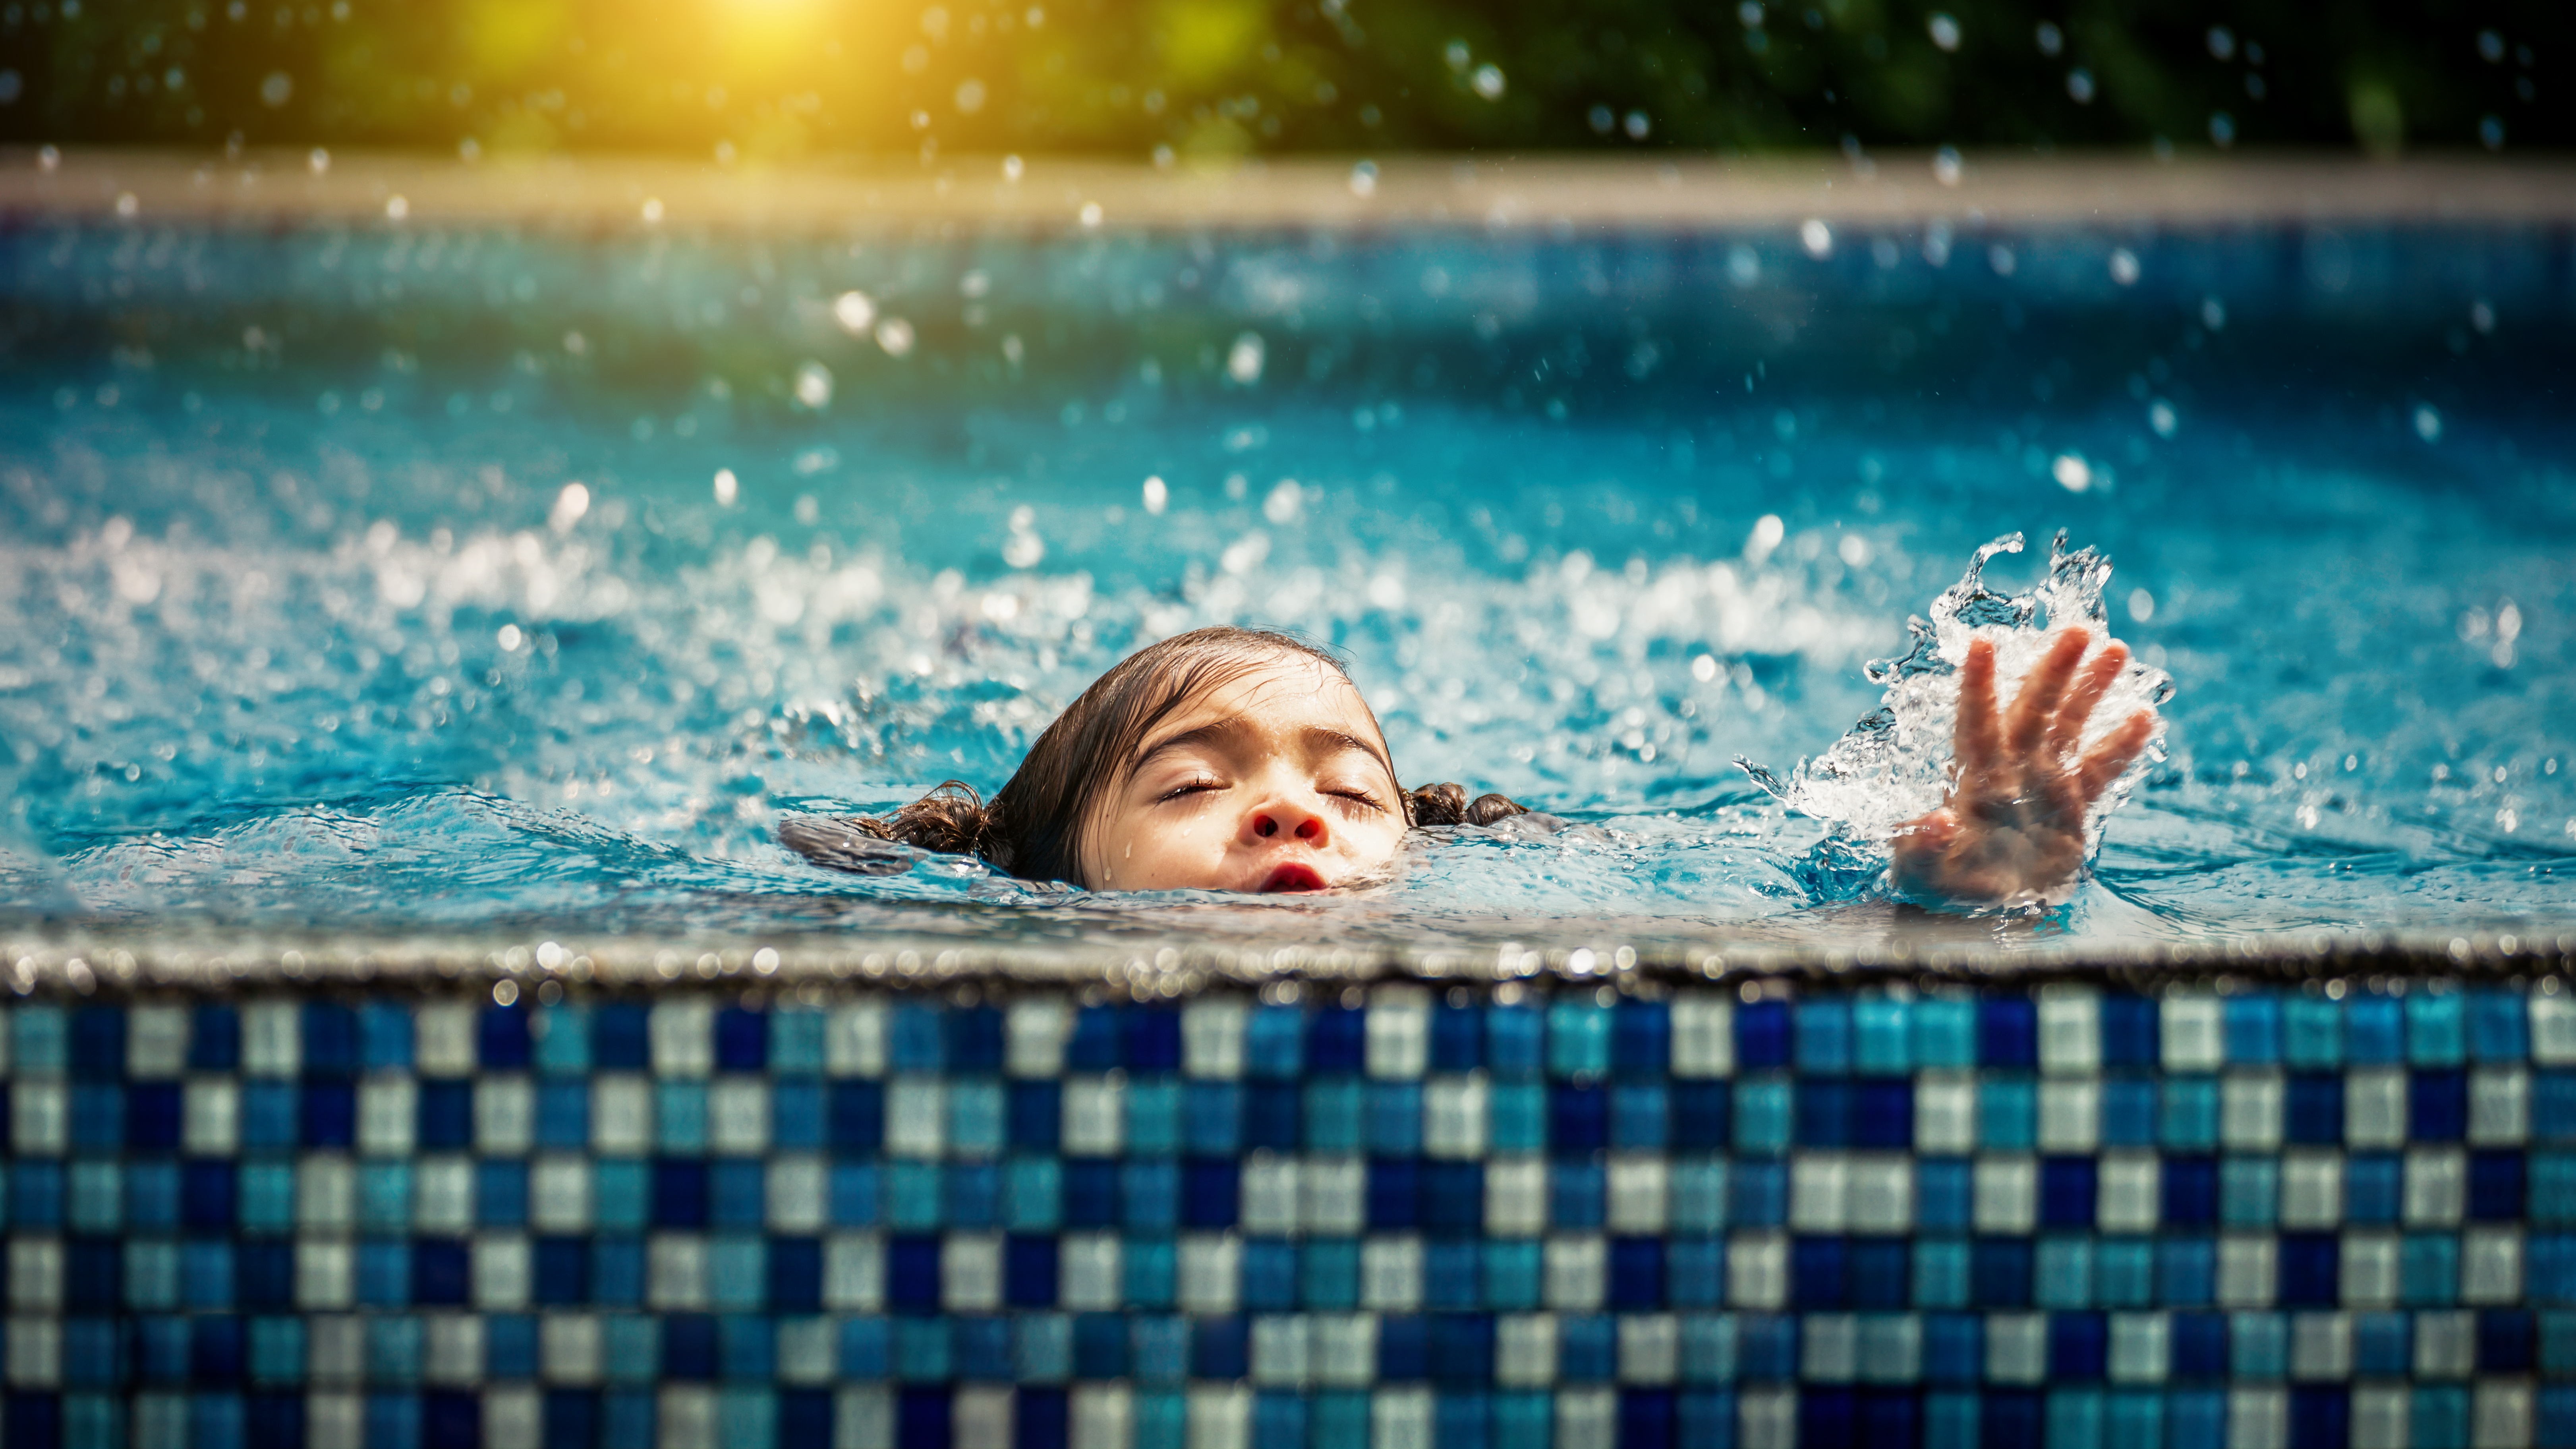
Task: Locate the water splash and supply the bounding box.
[1740,530,2174,879]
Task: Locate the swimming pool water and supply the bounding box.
[1,213,2570,947]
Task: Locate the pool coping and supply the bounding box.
[6,148,2575,234]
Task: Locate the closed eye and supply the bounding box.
[1156,778,1226,803]
[1325,788,1386,812]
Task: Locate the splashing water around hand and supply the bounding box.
[1739,530,2174,884]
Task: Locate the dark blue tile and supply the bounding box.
[1243,1239,1297,1312]
[2164,1157,2220,1226]
[1377,1314,1429,1381]
[1073,1314,1127,1378]
[183,1160,237,1230]
[1168,1158,1234,1229]
[2288,1387,2348,1449]
[711,1159,766,1229]
[591,1005,649,1070]
[1003,1235,1057,1307]
[301,1082,356,1148]
[127,1082,182,1151]
[1123,1009,1181,1072]
[2413,1072,2468,1141]
[1369,1159,1422,1230]
[661,1314,717,1379]
[1793,1237,1848,1308]
[1309,1009,1365,1074]
[769,1237,823,1314]
[1121,1159,1177,1231]
[2101,1078,2158,1147]
[1432,1006,1482,1072]
[242,1081,297,1149]
[303,1003,359,1078]
[2348,1154,2403,1223]
[1799,1389,1855,1449]
[889,1235,942,1313]
[68,1083,121,1150]
[2278,1233,2340,1306]
[544,1388,600,1449]
[1797,1081,1854,1148]
[534,1238,587,1305]
[1550,1084,1607,1153]
[1609,1239,1663,1310]
[899,1388,953,1449]
[1561,1315,1617,1381]
[239,1240,294,1309]
[425,1390,481,1449]
[69,1007,124,1079]
[2480,1310,2536,1373]
[2048,1313,2106,1379]
[1850,1239,1909,1310]
[487,1314,539,1379]
[2285,1075,2344,1145]
[1971,1238,2032,1308]
[830,1080,886,1154]
[1014,1388,1067,1449]
[1422,1162,1483,1235]
[2101,996,2160,1068]
[1737,1001,1791,1070]
[1187,1083,1244,1155]
[1612,1003,1670,1080]
[1854,1081,1913,1150]
[946,1162,999,1229]
[1978,1000,2037,1068]
[1672,1082,1730,1150]
[651,1161,709,1229]
[1737,1313,1799,1380]
[1191,1316,1247,1380]
[64,1239,118,1312]
[1244,1083,1300,1150]
[192,1314,246,1382]
[417,1081,473,1151]
[1923,1314,1981,1385]
[479,1006,531,1070]
[1064,1007,1122,1072]
[1550,1161,1605,1229]
[1425,1240,1480,1312]
[1061,1160,1118,1228]
[1668,1238,1724,1308]
[189,1005,241,1071]
[947,1008,1004,1074]
[1915,1159,1971,1231]
[713,1009,767,1072]
[477,1160,530,1227]
[2040,1158,2098,1228]
[412,1239,470,1306]
[3,1397,60,1449]
[1857,1390,1918,1449]
[1731,1159,1787,1227]
[537,1081,591,1150]
[2472,1151,2527,1221]
[589,1238,643,1306]
[1423,1315,1492,1386]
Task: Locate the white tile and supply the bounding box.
[424,1314,483,1385]
[1985,1314,2046,1384]
[960,1387,1017,1449]
[825,1233,885,1312]
[1183,1001,1246,1080]
[2290,1312,2350,1380]
[1303,1157,1366,1236]
[1915,1076,1976,1154]
[1738,1388,1797,1449]
[300,1156,355,1231]
[2342,1232,2400,1309]
[359,1078,416,1155]
[1849,1155,1915,1234]
[1366,999,1429,1079]
[1552,1388,1614,1449]
[1062,1079,1124,1157]
[2406,1148,2467,1226]
[1790,1154,1849,1233]
[1974,1157,2037,1234]
[1250,1316,1309,1386]
[2163,996,2224,1071]
[2347,1069,2408,1149]
[1619,1314,1678,1384]
[543,1314,601,1383]
[2350,1387,2406,1449]
[415,1005,476,1077]
[1424,1076,1488,1159]
[8,1080,64,1154]
[2416,1310,2475,1377]
[1544,1235,1604,1312]
[2224,1073,2286,1150]
[307,1394,363,1449]
[2099,1153,2160,1233]
[1188,1387,1248,1449]
[1496,1314,1557,1387]
[1241,1156,1299,1235]
[592,1076,652,1153]
[1008,1000,1070,1078]
[1365,1236,1425,1311]
[1179,1235,1241,1314]
[1608,1156,1669,1233]
[1059,1234,1121,1312]
[2532,994,2576,1066]
[533,1156,592,1232]
[841,1386,898,1449]
[2280,1151,2345,1229]
[243,1001,301,1076]
[886,1079,945,1158]
[1484,1157,1546,1236]
[1800,1314,1857,1382]
[769,1156,825,1233]
[127,1006,188,1078]
[659,1385,715,1449]
[1376,1387,1435,1449]
[477,1077,533,1155]
[778,1317,835,1384]
[3,1315,56,1387]
[651,1001,714,1078]
[828,1003,887,1077]
[2463,1227,2522,1304]
[415,1156,473,1232]
[2471,1068,2531,1146]
[1312,1314,1378,1387]
[2109,1314,2168,1383]
[475,1234,531,1310]
[2039,989,2101,1075]
[1857,1314,1921,1383]
[709,1078,769,1154]
[2230,1387,2288,1449]
[1069,1387,1131,1449]
[309,1316,365,1381]
[649,1234,709,1309]
[1670,997,1733,1078]
[6,1239,60,1312]
[2218,1235,2278,1308]
[298,1240,354,1308]
[2038,1079,2101,1152]
[944,1233,1002,1312]
[487,1387,541,1449]
[182,1077,234,1154]
[2474,1381,2534,1449]
[1728,1232,1787,1310]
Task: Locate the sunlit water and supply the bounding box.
[1,214,2570,949]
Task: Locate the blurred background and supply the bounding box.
[0,0,2562,162]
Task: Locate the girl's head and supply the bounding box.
[822,626,1521,893]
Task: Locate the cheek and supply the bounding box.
[1089,806,1232,889]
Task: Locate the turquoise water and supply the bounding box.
[1,216,2570,944]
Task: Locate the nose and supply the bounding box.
[1245,800,1328,846]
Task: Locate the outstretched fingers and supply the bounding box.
[2045,641,2130,759]
[1953,638,2003,784]
[2075,709,2159,807]
[2004,628,2093,757]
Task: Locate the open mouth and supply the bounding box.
[1256,863,1330,893]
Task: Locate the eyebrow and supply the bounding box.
[1130,717,1396,783]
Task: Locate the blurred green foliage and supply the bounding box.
[0,0,2561,157]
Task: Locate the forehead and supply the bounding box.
[1153,654,1387,747]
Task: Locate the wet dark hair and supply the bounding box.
[780,626,1527,886]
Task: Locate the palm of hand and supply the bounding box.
[1890,627,2158,910]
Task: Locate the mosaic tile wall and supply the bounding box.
[6,983,2576,1449]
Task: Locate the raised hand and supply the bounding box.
[1889,627,2159,910]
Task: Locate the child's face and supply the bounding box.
[1078,655,1409,893]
